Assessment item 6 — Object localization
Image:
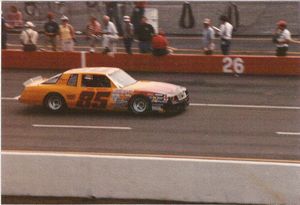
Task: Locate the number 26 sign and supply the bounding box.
[222,57,245,74]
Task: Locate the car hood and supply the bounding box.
[124,81,186,96]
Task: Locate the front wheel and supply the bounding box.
[129,96,151,114]
[44,93,66,112]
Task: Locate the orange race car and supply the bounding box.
[19,67,189,114]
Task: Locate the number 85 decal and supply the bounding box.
[76,91,111,109]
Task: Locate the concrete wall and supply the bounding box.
[2,1,300,35]
[3,50,300,76]
[2,151,300,204]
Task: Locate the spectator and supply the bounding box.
[152,30,174,56]
[7,5,23,28]
[102,15,119,55]
[59,15,75,51]
[105,2,123,36]
[202,18,215,55]
[122,16,134,54]
[2,16,13,49]
[20,21,39,51]
[44,12,59,51]
[273,20,291,57]
[135,16,155,53]
[132,1,146,31]
[86,16,102,53]
[214,15,233,55]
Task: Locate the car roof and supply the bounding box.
[64,67,121,75]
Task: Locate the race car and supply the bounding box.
[19,67,189,114]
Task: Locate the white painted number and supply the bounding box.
[222,57,245,74]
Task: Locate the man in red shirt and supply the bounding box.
[152,30,173,56]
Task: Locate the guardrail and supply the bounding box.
[2,151,300,204]
[2,50,300,75]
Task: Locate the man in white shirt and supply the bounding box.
[202,18,215,55]
[102,15,119,55]
[20,21,39,51]
[215,15,233,55]
[273,20,291,56]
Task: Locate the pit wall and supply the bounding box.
[2,50,300,76]
[2,151,300,204]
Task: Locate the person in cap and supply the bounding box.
[102,15,118,55]
[20,21,39,51]
[59,15,75,51]
[273,20,291,56]
[86,16,102,53]
[202,18,215,55]
[44,12,59,51]
[122,16,134,54]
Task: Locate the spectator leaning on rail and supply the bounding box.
[152,30,175,56]
[20,21,39,52]
[273,20,291,57]
[122,16,134,54]
[7,5,23,28]
[86,16,102,53]
[59,15,75,51]
[135,16,155,53]
[213,15,233,55]
[202,18,215,55]
[44,12,59,51]
[102,15,119,55]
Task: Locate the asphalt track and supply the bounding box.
[2,69,300,162]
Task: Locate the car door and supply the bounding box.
[76,73,113,110]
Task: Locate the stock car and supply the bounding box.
[19,67,189,114]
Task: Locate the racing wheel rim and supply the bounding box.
[46,94,64,111]
[131,97,149,114]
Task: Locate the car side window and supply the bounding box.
[67,74,78,86]
[81,74,111,88]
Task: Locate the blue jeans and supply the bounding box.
[139,41,152,53]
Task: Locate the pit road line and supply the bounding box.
[276,132,300,136]
[190,103,300,110]
[32,124,132,130]
[2,150,300,165]
[3,97,300,110]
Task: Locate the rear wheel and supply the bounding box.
[129,96,151,114]
[44,93,66,112]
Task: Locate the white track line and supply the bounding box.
[276,132,300,136]
[33,124,132,130]
[2,97,300,110]
[190,103,300,110]
[2,95,20,100]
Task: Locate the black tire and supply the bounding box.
[129,96,151,115]
[44,93,66,112]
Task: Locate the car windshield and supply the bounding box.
[108,70,137,88]
[42,73,62,84]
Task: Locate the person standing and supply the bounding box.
[44,12,59,51]
[2,16,13,49]
[7,5,23,28]
[202,18,215,55]
[59,15,75,51]
[122,16,134,54]
[273,20,291,57]
[86,16,102,53]
[214,15,233,55]
[102,15,119,54]
[132,1,146,31]
[20,21,39,51]
[135,16,155,53]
